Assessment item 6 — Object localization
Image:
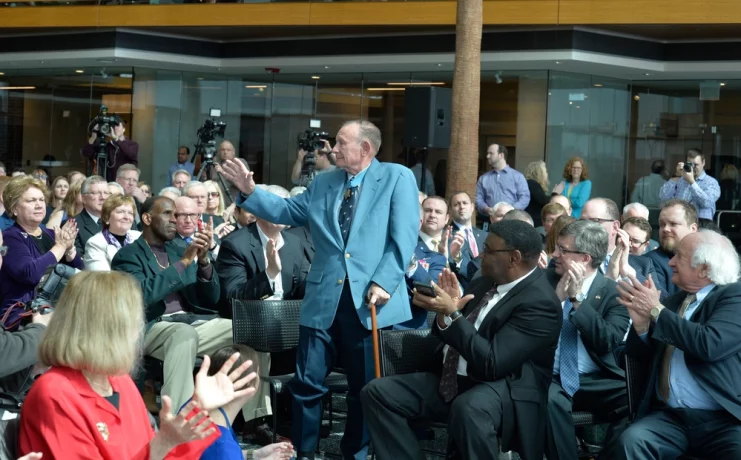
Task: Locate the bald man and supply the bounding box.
[197,140,250,203]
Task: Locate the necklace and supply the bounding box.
[143,239,170,270]
[83,372,113,396]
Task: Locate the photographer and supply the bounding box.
[81,118,139,182]
[659,149,720,220]
[290,139,335,187]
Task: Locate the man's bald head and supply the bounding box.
[218,140,236,163]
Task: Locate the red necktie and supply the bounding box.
[467,228,479,258]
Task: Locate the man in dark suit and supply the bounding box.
[448,191,486,288]
[604,230,741,459]
[285,225,314,263]
[111,197,260,421]
[580,198,657,285]
[543,220,630,460]
[644,199,698,301]
[361,220,562,460]
[73,175,108,255]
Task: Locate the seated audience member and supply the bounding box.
[111,197,273,441]
[489,201,514,224]
[622,202,659,252]
[605,230,741,460]
[233,205,257,229]
[698,218,722,233]
[184,181,225,227]
[545,214,576,259]
[0,177,83,330]
[361,221,562,460]
[0,176,14,231]
[394,213,447,330]
[448,191,485,289]
[66,171,86,185]
[172,169,191,190]
[45,180,83,229]
[0,229,52,392]
[502,209,534,226]
[541,202,567,237]
[550,194,572,216]
[580,198,656,284]
[621,216,653,256]
[73,175,108,256]
[544,220,629,460]
[11,169,25,178]
[203,180,233,224]
[48,176,68,210]
[215,185,310,310]
[139,181,152,200]
[159,186,182,201]
[178,344,295,460]
[644,199,698,301]
[84,194,141,271]
[173,197,220,260]
[108,181,125,196]
[18,270,256,459]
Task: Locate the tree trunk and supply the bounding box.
[446,0,483,210]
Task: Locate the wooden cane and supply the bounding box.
[370,303,381,379]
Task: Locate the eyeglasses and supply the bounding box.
[0,246,6,256]
[119,177,138,184]
[208,192,220,198]
[175,213,199,221]
[584,217,615,224]
[84,191,111,198]
[629,238,648,246]
[555,244,586,255]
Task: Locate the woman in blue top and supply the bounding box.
[552,156,592,218]
[181,344,295,460]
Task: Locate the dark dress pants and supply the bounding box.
[288,283,374,460]
[603,407,741,460]
[360,371,505,460]
[545,373,627,460]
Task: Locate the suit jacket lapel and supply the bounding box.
[348,160,381,243]
[279,240,298,292]
[248,225,267,272]
[325,172,346,249]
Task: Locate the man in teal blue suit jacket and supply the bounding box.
[223,120,419,460]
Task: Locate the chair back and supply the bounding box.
[379,328,440,377]
[231,299,302,353]
[625,353,649,422]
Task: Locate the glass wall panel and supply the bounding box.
[546,71,631,207]
[0,68,133,182]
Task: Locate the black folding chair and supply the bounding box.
[231,299,347,443]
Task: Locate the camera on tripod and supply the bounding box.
[197,108,227,160]
[88,105,120,137]
[297,129,329,153]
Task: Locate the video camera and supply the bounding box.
[197,108,227,160]
[297,129,330,153]
[1,264,78,331]
[88,105,120,137]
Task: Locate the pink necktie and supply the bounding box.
[467,229,479,258]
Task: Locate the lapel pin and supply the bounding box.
[595,295,601,300]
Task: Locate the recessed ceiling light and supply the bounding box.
[311,76,321,80]
[245,85,267,89]
[555,61,561,64]
[0,72,4,76]
[196,77,204,80]
[436,64,442,67]
[634,95,640,101]
[594,83,603,87]
[0,86,35,90]
[75,70,84,74]
[721,82,727,86]
[569,101,573,105]
[324,66,330,69]
[644,73,651,76]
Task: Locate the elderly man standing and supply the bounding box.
[222,120,419,460]
[605,230,741,459]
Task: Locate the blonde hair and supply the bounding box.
[720,164,739,182]
[203,180,225,215]
[59,180,83,218]
[545,214,577,256]
[101,194,137,230]
[39,271,144,376]
[525,161,549,193]
[3,176,48,221]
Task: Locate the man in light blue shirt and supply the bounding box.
[631,160,666,209]
[168,146,195,184]
[659,149,720,220]
[475,143,530,218]
[607,230,741,459]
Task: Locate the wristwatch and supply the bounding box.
[443,310,463,327]
[569,292,587,303]
[650,304,664,322]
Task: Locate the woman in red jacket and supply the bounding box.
[18,270,257,460]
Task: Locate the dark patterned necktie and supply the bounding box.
[559,298,580,396]
[338,185,358,243]
[439,286,498,402]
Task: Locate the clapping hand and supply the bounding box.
[153,398,215,459]
[617,274,660,334]
[193,353,257,412]
[18,453,43,460]
[412,268,472,316]
[266,238,282,279]
[221,159,255,196]
[437,226,451,257]
[54,219,78,250]
[195,217,214,263]
[450,230,465,260]
[552,181,566,195]
[538,251,549,269]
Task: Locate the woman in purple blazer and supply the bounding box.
[0,176,83,330]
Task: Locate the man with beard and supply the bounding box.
[644,199,698,300]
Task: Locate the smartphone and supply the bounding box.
[414,282,436,297]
